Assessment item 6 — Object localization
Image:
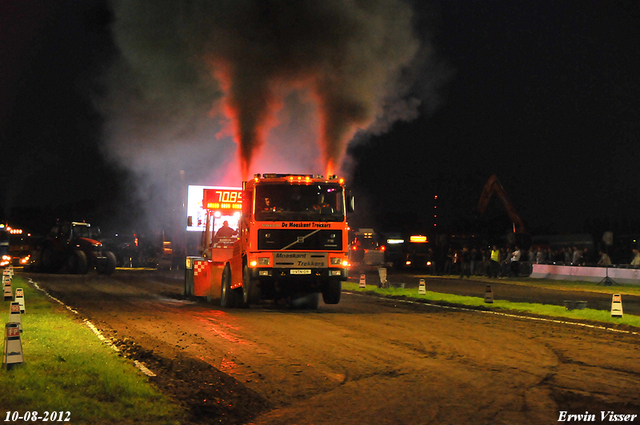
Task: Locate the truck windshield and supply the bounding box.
[255,183,345,222]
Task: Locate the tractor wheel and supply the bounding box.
[322,280,341,304]
[101,251,117,275]
[68,250,89,274]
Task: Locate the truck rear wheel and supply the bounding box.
[220,265,238,308]
[322,280,341,304]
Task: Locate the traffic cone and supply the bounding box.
[9,302,22,332]
[611,294,623,318]
[418,279,426,295]
[14,288,25,314]
[484,285,493,303]
[3,322,24,369]
[359,274,366,288]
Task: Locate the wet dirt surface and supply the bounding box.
[21,269,640,424]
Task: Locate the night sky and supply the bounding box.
[1,0,640,240]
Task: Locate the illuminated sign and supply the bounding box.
[186,185,242,232]
[203,188,242,213]
[409,235,428,243]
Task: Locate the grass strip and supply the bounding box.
[417,275,640,296]
[1,276,185,425]
[343,281,640,329]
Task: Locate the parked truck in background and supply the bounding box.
[186,173,353,308]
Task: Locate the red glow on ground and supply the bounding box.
[194,310,251,346]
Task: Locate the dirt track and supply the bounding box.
[23,270,640,425]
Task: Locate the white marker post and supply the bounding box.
[378,267,388,288]
[4,323,24,369]
[9,302,22,332]
[418,279,426,295]
[484,285,494,303]
[14,288,25,314]
[611,294,623,318]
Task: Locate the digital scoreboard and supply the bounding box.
[203,188,243,213]
[186,185,242,232]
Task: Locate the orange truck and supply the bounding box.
[185,173,354,308]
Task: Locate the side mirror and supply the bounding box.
[347,195,355,213]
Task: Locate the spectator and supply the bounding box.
[488,245,500,278]
[631,249,640,268]
[509,245,521,277]
[563,248,571,264]
[470,248,480,275]
[528,248,536,263]
[571,246,582,265]
[597,250,612,266]
[459,247,471,278]
[535,247,545,264]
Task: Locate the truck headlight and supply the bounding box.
[258,257,270,266]
[330,258,342,265]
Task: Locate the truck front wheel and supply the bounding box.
[220,265,238,308]
[322,280,341,304]
[241,265,261,307]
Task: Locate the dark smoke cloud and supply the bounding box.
[101,0,440,231]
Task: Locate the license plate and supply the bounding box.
[290,269,311,275]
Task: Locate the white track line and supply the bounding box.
[345,291,640,336]
[29,278,157,377]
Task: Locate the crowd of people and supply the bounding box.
[423,244,640,279]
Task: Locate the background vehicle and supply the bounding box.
[10,231,33,266]
[32,221,116,275]
[349,228,386,269]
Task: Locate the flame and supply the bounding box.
[325,159,334,179]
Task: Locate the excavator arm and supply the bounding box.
[478,174,527,234]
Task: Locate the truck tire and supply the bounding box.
[68,250,89,274]
[220,265,238,308]
[241,265,261,307]
[322,280,341,304]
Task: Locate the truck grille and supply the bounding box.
[258,229,342,251]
